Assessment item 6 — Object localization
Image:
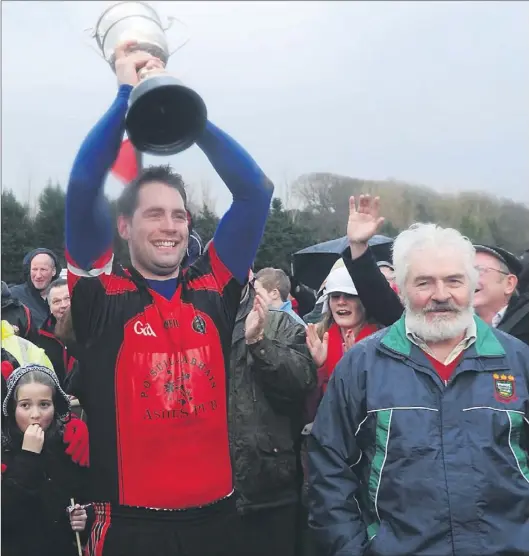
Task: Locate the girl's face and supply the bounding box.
[15,383,55,433]
[329,292,365,330]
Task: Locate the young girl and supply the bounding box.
[2,363,91,556]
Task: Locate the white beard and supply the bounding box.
[405,303,474,343]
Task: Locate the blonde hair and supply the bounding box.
[316,311,335,340]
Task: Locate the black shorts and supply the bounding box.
[85,496,243,556]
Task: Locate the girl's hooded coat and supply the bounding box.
[1,364,91,556]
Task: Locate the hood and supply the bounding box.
[22,248,62,284]
[321,264,359,313]
[1,281,10,298]
[1,321,17,342]
[1,281,15,309]
[2,363,70,420]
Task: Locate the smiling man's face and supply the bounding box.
[473,251,517,315]
[403,246,474,342]
[118,181,189,280]
[30,254,55,292]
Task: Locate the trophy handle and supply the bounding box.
[82,26,106,60]
[164,16,191,57]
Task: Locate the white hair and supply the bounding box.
[392,223,478,293]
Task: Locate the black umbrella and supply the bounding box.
[292,235,394,291]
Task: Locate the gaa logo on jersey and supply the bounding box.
[192,315,206,335]
[493,373,517,403]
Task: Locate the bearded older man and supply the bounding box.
[308,221,529,556]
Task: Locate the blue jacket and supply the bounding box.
[308,315,529,556]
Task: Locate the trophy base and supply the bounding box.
[126,73,207,156]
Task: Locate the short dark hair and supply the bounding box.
[255,268,291,302]
[117,165,187,218]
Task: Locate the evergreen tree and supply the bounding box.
[33,181,66,264]
[1,191,36,284]
[194,202,220,245]
[255,198,315,271]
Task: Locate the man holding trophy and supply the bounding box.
[64,3,273,554]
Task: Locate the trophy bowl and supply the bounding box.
[91,1,207,156]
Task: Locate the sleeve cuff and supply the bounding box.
[247,337,273,358]
[118,84,133,98]
[11,450,45,489]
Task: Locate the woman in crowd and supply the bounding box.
[306,261,380,399]
[1,363,91,556]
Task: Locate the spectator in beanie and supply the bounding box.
[10,248,61,329]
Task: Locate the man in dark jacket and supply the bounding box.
[309,222,529,556]
[1,281,36,342]
[230,283,316,556]
[9,248,61,329]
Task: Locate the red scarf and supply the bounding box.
[319,322,379,394]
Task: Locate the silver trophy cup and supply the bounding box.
[88,1,207,156]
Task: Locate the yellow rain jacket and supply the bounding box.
[1,320,54,371]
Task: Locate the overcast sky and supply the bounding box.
[2,0,528,214]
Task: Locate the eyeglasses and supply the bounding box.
[475,265,510,277]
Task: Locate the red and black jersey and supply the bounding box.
[67,243,242,511]
[35,316,78,389]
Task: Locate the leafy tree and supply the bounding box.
[291,171,529,255]
[33,181,66,265]
[380,220,399,238]
[1,191,36,284]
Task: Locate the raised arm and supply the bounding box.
[196,123,274,284]
[345,195,403,326]
[342,247,403,327]
[65,86,130,270]
[65,45,160,271]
